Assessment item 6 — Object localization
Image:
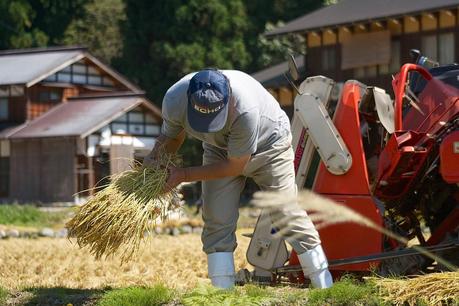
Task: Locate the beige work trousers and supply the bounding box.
[201,135,321,255]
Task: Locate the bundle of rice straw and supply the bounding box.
[373,271,459,305]
[66,153,182,262]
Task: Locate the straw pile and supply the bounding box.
[374,271,459,305]
[66,153,182,262]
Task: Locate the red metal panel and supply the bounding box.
[392,64,432,131]
[375,131,434,200]
[318,195,383,271]
[440,131,459,183]
[313,81,371,195]
[403,79,459,135]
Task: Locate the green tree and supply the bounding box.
[116,0,250,103]
[62,0,126,63]
[0,0,48,49]
[245,0,325,71]
[0,0,88,50]
[29,0,88,45]
[255,21,306,70]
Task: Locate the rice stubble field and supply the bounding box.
[0,233,250,292]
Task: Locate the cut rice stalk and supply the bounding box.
[66,153,182,262]
[373,271,459,305]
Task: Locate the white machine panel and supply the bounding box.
[294,92,352,175]
[246,210,289,271]
[291,76,336,187]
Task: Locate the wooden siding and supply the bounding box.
[0,157,8,197]
[341,31,391,69]
[110,144,133,175]
[304,12,459,93]
[9,137,76,202]
[76,155,95,197]
[8,95,27,123]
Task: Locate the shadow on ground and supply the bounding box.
[16,287,105,306]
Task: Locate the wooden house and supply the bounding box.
[0,46,162,203]
[254,0,459,113]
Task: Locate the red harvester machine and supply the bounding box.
[244,51,459,285]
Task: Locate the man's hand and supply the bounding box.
[143,132,186,168]
[143,152,157,168]
[165,166,187,191]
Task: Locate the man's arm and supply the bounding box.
[143,130,186,166]
[165,155,250,190]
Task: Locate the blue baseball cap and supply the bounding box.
[187,69,230,133]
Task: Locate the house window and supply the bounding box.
[354,67,365,78]
[0,85,25,97]
[37,89,62,103]
[128,112,144,123]
[129,124,144,134]
[145,125,160,135]
[389,40,401,73]
[43,61,116,88]
[0,98,8,120]
[353,65,378,78]
[421,32,455,64]
[112,123,128,134]
[439,33,455,64]
[0,87,8,97]
[10,86,24,96]
[378,64,389,75]
[73,74,86,84]
[322,47,336,71]
[88,75,102,86]
[365,65,377,78]
[422,35,438,61]
[111,109,160,136]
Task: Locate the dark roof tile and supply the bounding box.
[8,95,161,139]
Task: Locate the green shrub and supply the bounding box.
[182,284,278,306]
[0,204,68,227]
[0,287,8,304]
[97,285,175,306]
[307,277,385,306]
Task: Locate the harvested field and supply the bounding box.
[0,233,250,291]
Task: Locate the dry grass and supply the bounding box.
[67,154,182,262]
[0,233,250,291]
[374,272,459,305]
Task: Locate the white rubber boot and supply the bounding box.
[207,252,235,289]
[298,244,333,289]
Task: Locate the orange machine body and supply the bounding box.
[289,81,384,273]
